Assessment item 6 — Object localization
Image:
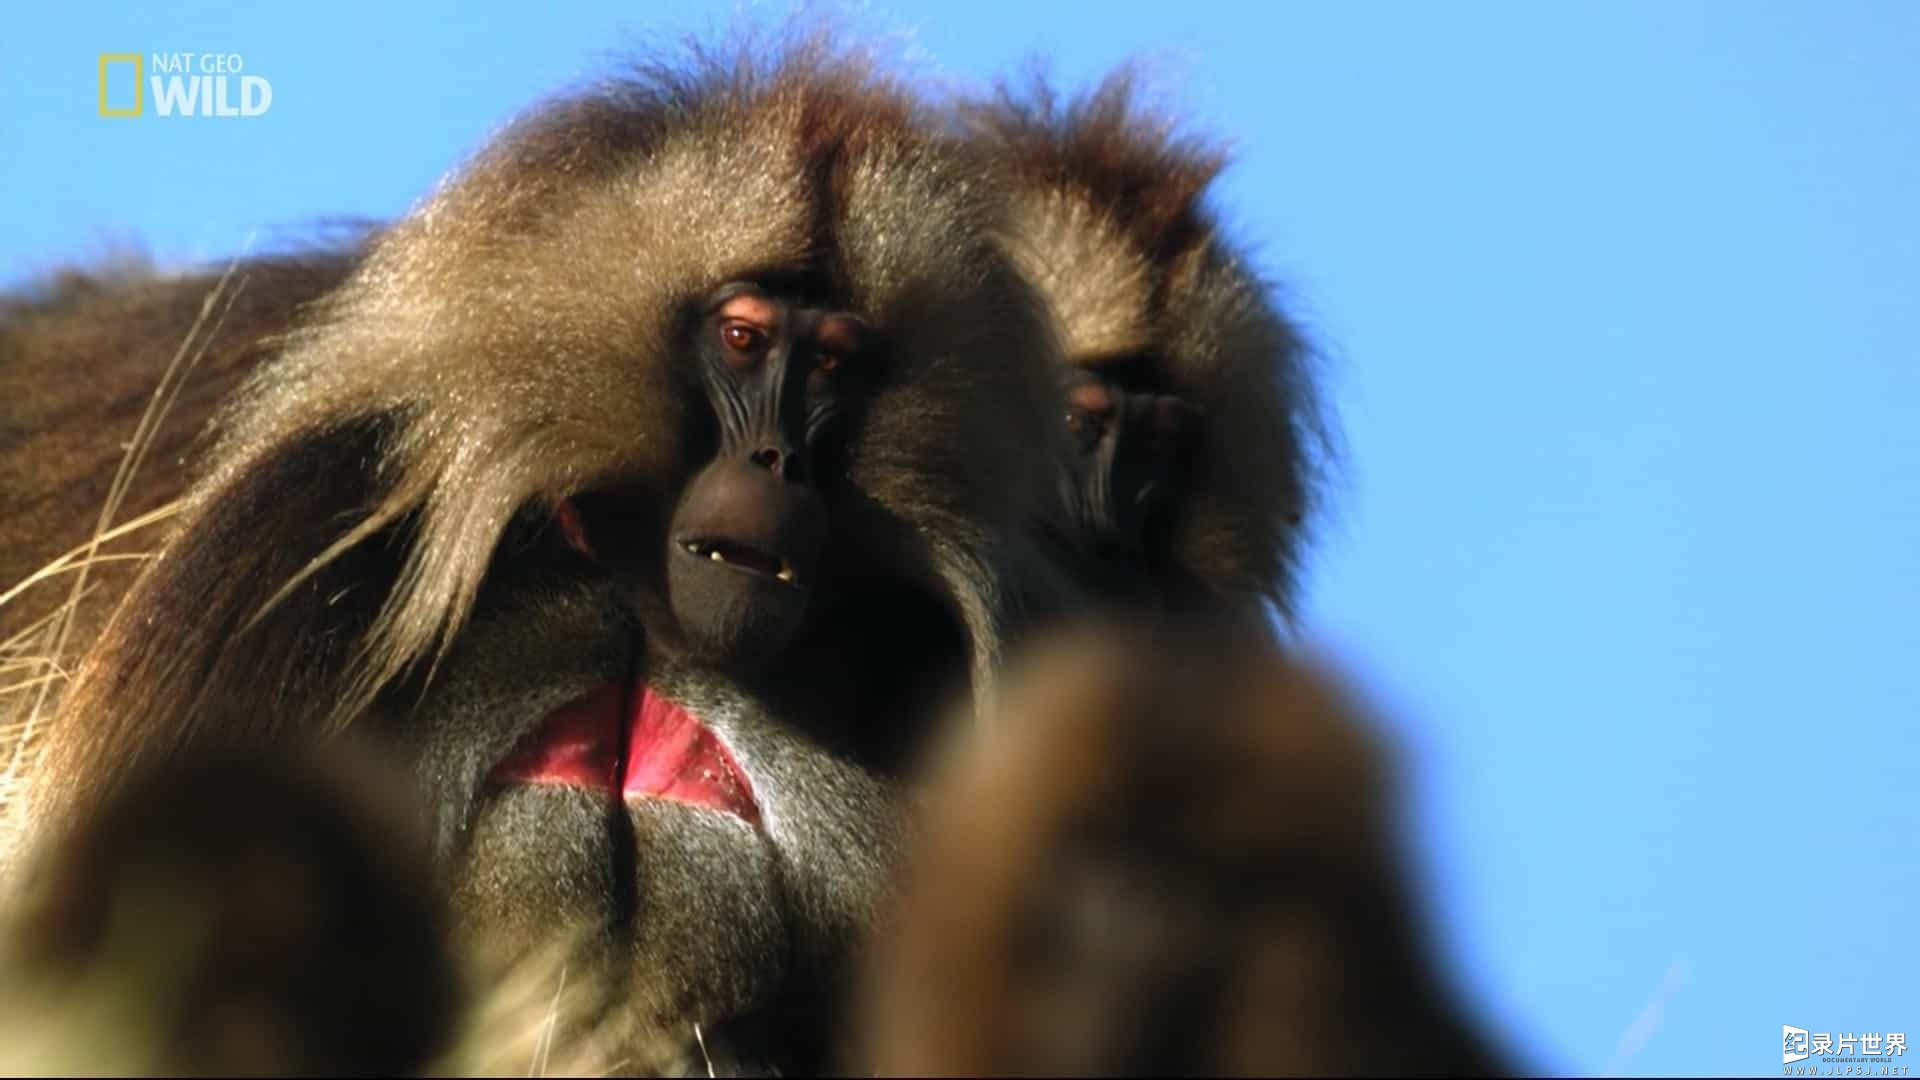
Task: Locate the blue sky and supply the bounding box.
[4,2,1916,1074]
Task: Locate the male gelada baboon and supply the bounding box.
[4,41,1070,1073]
[854,624,1513,1077]
[963,74,1331,624]
[0,34,1516,1080]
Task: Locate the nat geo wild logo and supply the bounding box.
[97,52,272,118]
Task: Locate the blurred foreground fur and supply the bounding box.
[853,623,1514,1077]
[0,740,643,1078]
[0,738,745,1077]
[0,740,457,1075]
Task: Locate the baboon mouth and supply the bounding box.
[490,682,761,826]
[680,538,802,586]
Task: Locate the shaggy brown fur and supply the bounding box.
[0,248,361,648]
[963,73,1332,618]
[0,249,364,858]
[854,624,1511,1076]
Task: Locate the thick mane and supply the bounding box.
[18,39,1065,839]
[0,248,365,645]
[0,248,367,859]
[973,71,1227,273]
[964,71,1334,614]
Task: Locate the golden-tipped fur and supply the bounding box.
[0,247,366,646]
[964,73,1332,614]
[0,249,365,859]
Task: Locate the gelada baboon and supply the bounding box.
[963,74,1330,622]
[854,623,1513,1077]
[4,41,1069,1073]
[0,33,1517,1080]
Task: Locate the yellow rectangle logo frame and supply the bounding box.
[98,54,142,117]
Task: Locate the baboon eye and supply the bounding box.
[719,320,768,363]
[1065,407,1103,452]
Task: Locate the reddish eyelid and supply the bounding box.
[717,293,778,327]
[814,315,865,358]
[553,500,595,559]
[1067,381,1115,418]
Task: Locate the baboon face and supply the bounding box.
[964,74,1330,613]
[1057,365,1200,558]
[565,282,872,672]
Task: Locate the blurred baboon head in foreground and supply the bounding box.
[853,623,1513,1077]
[0,740,460,1076]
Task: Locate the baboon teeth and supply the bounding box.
[682,538,800,585]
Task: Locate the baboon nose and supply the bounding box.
[750,447,784,473]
